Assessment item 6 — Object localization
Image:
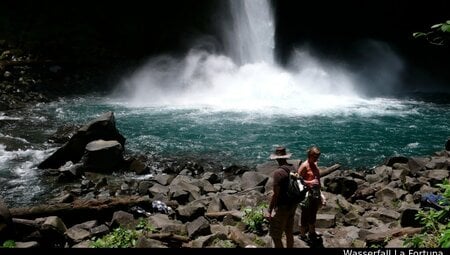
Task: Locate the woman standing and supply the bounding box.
[297,146,326,242]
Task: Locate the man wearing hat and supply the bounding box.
[266,146,298,248]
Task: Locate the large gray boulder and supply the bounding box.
[38,111,125,169]
[82,140,124,173]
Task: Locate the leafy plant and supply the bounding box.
[417,209,440,232]
[392,199,401,209]
[211,238,236,248]
[1,240,16,248]
[403,180,450,248]
[369,243,384,249]
[90,217,157,248]
[413,20,450,46]
[241,202,268,233]
[136,218,156,233]
[253,236,266,247]
[439,225,450,248]
[90,227,138,248]
[403,233,429,248]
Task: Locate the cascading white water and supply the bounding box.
[225,0,275,65]
[113,0,402,115]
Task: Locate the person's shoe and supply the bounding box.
[308,232,322,240]
[298,235,309,242]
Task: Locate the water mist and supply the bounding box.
[112,0,404,116]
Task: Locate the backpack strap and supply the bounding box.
[280,164,305,185]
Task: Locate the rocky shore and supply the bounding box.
[0,39,449,248]
[0,109,449,248]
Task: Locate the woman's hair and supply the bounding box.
[307,146,321,157]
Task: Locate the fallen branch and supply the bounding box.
[320,163,341,177]
[9,195,151,225]
[12,218,41,229]
[145,233,190,242]
[204,210,243,219]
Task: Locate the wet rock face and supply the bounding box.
[0,198,13,242]
[38,111,126,170]
[81,140,124,173]
[0,40,97,111]
[48,124,81,144]
[0,67,50,111]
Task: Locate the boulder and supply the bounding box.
[38,111,125,169]
[82,140,124,173]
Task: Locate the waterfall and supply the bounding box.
[114,0,396,113]
[225,0,275,65]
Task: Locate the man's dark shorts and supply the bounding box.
[269,204,297,239]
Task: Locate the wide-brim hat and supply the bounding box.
[270,146,292,160]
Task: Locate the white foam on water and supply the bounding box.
[0,113,22,120]
[0,144,56,179]
[406,142,420,149]
[110,0,412,119]
[0,133,30,144]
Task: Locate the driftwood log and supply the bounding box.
[9,195,151,226]
[11,218,41,229]
[365,227,422,244]
[144,233,189,242]
[319,163,341,177]
[204,210,243,219]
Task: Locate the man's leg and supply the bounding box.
[272,237,284,248]
[285,206,297,248]
[270,208,286,248]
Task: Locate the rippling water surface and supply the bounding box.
[1,92,449,206]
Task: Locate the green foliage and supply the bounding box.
[136,218,156,233]
[416,209,440,232]
[413,20,450,46]
[392,199,401,209]
[440,181,450,198]
[90,227,138,248]
[241,202,269,233]
[403,180,450,248]
[1,240,16,248]
[369,243,384,249]
[439,223,450,248]
[439,225,450,248]
[253,236,266,247]
[211,238,236,248]
[432,21,450,33]
[403,233,430,248]
[90,217,157,248]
